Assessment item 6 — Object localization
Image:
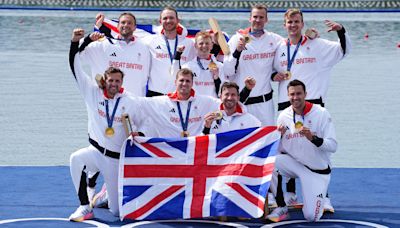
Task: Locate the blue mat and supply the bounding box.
[0,167,399,227]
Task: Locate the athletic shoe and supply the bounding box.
[268,193,277,208]
[267,206,289,222]
[284,192,299,206]
[323,197,335,213]
[87,187,96,203]
[91,184,108,208]
[69,205,93,222]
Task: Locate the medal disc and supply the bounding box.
[208,62,218,70]
[243,34,252,44]
[105,127,115,137]
[285,71,292,80]
[181,131,189,137]
[214,111,223,120]
[295,121,303,129]
[305,28,317,39]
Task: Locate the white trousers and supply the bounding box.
[70,145,119,216]
[246,99,275,126]
[271,154,330,221]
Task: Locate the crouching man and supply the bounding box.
[268,79,337,222]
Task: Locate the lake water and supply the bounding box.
[0,10,399,167]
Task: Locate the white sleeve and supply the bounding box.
[319,109,338,153]
[223,34,240,79]
[73,54,97,102]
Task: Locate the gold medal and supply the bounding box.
[105,127,115,137]
[214,111,223,120]
[295,121,303,130]
[208,61,218,71]
[305,28,317,39]
[181,131,189,137]
[243,34,252,44]
[285,71,292,80]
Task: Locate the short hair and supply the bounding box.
[220,81,240,95]
[284,8,303,23]
[160,6,178,19]
[176,68,194,79]
[287,79,306,92]
[251,4,268,15]
[195,31,212,44]
[118,12,136,26]
[104,67,124,80]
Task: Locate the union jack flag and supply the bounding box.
[118,126,280,220]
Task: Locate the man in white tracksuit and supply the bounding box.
[272,8,351,111]
[78,12,151,97]
[136,68,220,138]
[267,79,337,222]
[76,12,151,208]
[142,6,196,97]
[272,8,351,212]
[203,81,261,134]
[223,4,283,126]
[171,31,225,98]
[68,29,143,222]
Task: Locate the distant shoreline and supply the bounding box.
[1,0,400,12]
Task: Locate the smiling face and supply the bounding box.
[105,72,123,98]
[160,9,179,33]
[288,85,307,111]
[249,8,268,31]
[284,11,304,38]
[117,14,136,38]
[175,71,193,100]
[195,35,213,57]
[221,87,239,113]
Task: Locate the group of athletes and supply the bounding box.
[68,4,351,223]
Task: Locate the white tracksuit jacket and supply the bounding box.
[274,33,352,104]
[277,102,337,170]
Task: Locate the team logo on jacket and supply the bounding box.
[169,108,175,113]
[280,52,286,57]
[155,45,161,49]
[110,52,117,57]
[99,101,105,106]
[137,53,141,61]
[212,125,219,129]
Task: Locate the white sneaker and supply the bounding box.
[268,193,277,207]
[284,192,299,206]
[87,187,95,203]
[267,206,289,222]
[323,197,335,213]
[91,184,108,208]
[69,205,93,222]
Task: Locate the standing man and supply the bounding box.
[272,8,351,212]
[78,12,151,97]
[224,4,283,126]
[203,80,261,134]
[273,8,351,110]
[172,31,225,98]
[68,29,142,221]
[143,6,196,97]
[267,79,337,222]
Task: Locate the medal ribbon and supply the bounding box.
[196,57,209,70]
[293,110,305,125]
[105,97,121,129]
[176,101,192,132]
[287,36,302,72]
[164,35,178,63]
